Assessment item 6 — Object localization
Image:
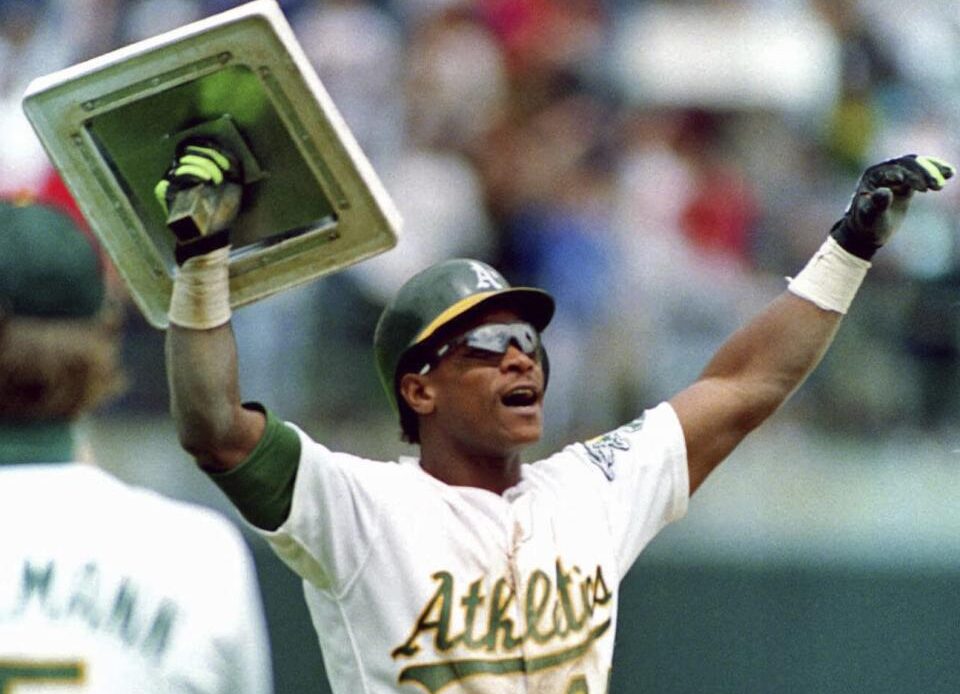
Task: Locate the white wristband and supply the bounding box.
[787,236,871,314]
[168,247,232,329]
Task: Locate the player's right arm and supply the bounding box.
[158,142,265,471]
[166,322,264,471]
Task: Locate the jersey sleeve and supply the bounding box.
[207,404,301,531]
[570,402,689,577]
[213,408,398,595]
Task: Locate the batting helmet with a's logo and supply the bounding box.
[373,258,554,420]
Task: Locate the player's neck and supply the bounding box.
[418,441,523,495]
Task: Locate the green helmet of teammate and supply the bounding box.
[0,200,104,318]
[374,258,555,417]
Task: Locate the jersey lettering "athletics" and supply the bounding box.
[392,561,612,693]
[250,402,688,693]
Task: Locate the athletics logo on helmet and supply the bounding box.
[373,258,555,414]
[469,260,505,291]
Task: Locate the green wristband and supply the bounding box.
[208,404,301,530]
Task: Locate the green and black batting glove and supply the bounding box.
[830,154,955,260]
[154,139,242,265]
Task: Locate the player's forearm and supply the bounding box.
[698,291,841,425]
[671,291,842,494]
[165,323,264,470]
[156,139,265,471]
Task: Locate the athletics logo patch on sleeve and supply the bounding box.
[582,415,646,481]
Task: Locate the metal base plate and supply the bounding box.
[23,0,400,328]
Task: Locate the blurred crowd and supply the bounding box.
[3,0,960,445]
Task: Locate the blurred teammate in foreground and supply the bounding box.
[159,144,952,693]
[0,199,273,693]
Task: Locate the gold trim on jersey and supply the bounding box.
[398,619,610,693]
[0,659,86,692]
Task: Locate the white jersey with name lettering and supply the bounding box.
[0,463,273,693]
[258,401,688,693]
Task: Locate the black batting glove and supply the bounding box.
[830,154,955,260]
[154,139,242,265]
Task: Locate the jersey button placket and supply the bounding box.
[506,498,534,692]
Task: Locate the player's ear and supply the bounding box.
[399,372,436,415]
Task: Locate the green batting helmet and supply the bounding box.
[374,258,555,413]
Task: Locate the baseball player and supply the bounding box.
[0,199,273,693]
[157,145,953,693]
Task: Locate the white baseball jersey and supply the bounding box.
[0,462,273,693]
[255,402,688,693]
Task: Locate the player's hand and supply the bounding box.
[154,139,242,265]
[830,154,955,260]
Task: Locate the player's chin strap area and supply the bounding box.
[786,237,871,314]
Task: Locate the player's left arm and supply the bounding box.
[670,154,955,495]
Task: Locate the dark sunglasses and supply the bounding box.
[419,322,540,374]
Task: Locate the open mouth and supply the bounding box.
[500,386,539,408]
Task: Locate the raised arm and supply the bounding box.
[671,154,955,495]
[166,322,264,471]
[671,292,838,494]
[158,142,264,471]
